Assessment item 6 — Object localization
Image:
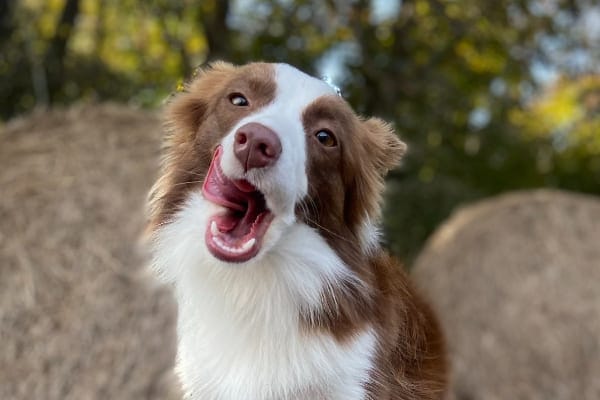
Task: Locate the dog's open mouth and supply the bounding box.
[202,146,274,262]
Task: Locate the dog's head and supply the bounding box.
[147,62,405,268]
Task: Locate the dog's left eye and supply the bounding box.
[229,93,249,106]
[315,130,337,147]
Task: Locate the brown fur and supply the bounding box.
[149,62,447,399]
[299,94,447,399]
[147,62,276,231]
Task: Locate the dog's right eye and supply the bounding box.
[315,130,337,147]
[229,93,249,107]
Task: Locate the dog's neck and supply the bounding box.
[153,195,375,399]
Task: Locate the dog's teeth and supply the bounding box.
[212,234,255,254]
[213,236,228,251]
[241,238,256,252]
[210,221,219,236]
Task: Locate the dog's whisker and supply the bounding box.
[173,168,206,177]
[171,180,204,187]
[303,216,355,245]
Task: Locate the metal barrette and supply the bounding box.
[321,76,342,97]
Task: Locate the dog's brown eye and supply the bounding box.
[229,93,249,106]
[315,130,337,147]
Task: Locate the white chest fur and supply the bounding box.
[151,194,377,400]
[175,277,376,400]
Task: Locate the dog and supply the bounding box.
[146,62,447,399]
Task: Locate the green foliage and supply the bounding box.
[1,0,598,261]
[511,75,600,194]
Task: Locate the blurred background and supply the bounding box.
[1,0,599,261]
[1,1,600,399]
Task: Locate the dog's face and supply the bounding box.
[147,62,405,266]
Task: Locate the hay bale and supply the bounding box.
[0,104,180,400]
[412,190,600,400]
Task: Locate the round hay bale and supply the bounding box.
[0,104,180,399]
[413,190,600,400]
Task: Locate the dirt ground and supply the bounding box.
[414,190,600,400]
[0,104,180,400]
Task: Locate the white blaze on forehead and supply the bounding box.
[220,63,337,220]
[274,63,338,106]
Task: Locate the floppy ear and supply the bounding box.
[343,117,407,238]
[165,61,237,139]
[362,117,407,175]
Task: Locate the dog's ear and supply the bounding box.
[165,61,237,138]
[362,117,407,175]
[344,117,406,237]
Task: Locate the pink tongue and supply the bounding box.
[215,213,240,232]
[202,146,266,241]
[215,195,263,240]
[202,147,256,213]
[202,147,275,262]
[233,179,256,193]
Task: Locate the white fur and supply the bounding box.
[220,63,336,222]
[151,194,376,399]
[359,216,381,256]
[150,63,378,400]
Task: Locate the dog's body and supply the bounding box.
[146,62,447,399]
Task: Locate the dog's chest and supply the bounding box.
[174,267,376,400]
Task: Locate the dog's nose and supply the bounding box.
[234,123,282,171]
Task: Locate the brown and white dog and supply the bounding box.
[146,62,447,399]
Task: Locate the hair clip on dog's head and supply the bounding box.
[321,76,342,97]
